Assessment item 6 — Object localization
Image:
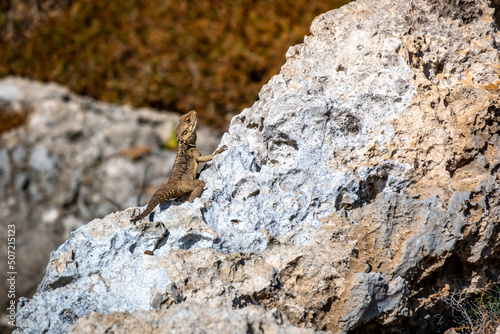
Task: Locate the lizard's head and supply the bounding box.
[176,110,198,145]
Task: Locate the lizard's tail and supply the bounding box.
[130,200,158,223]
[130,186,180,223]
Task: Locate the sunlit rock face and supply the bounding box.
[14,0,500,333]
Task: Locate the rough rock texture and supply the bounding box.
[68,301,317,334]
[15,0,500,333]
[0,77,222,331]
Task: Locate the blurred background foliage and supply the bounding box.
[0,0,350,128]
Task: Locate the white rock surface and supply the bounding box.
[13,0,500,333]
[0,77,223,331]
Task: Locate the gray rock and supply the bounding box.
[13,0,500,333]
[0,77,223,332]
[199,0,418,248]
[69,300,319,334]
[0,81,23,102]
[0,148,10,190]
[16,213,172,334]
[343,273,408,330]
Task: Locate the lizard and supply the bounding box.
[130,110,226,223]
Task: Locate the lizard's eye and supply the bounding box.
[186,119,191,123]
[183,131,187,135]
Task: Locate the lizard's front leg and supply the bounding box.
[213,145,227,155]
[196,145,227,163]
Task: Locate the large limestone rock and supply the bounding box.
[14,0,500,333]
[0,77,222,331]
[68,301,317,334]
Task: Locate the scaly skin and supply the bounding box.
[130,110,226,223]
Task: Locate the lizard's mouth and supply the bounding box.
[190,116,198,133]
[189,110,198,128]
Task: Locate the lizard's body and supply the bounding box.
[130,110,226,223]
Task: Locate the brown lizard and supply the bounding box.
[130,110,226,223]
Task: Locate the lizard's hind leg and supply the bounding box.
[187,180,206,202]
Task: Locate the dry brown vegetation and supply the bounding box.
[0,104,29,136]
[446,283,500,334]
[0,0,350,128]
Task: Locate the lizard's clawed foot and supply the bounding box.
[213,145,228,156]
